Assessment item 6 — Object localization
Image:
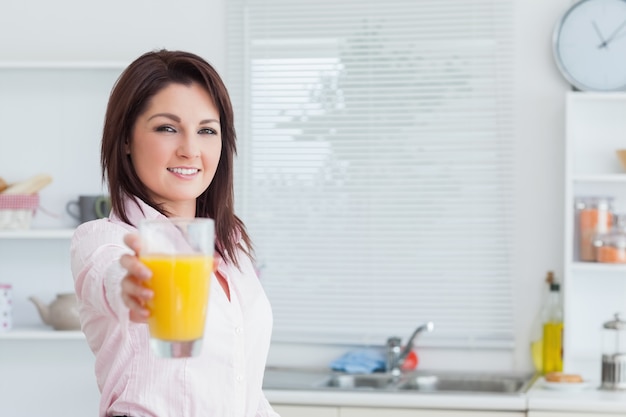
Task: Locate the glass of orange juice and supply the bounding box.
[139,218,214,358]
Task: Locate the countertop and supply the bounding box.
[262,367,528,411]
[264,389,528,410]
[263,372,626,412]
[527,377,626,414]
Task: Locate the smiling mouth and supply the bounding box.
[168,168,200,175]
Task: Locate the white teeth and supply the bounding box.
[168,168,199,175]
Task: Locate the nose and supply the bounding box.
[176,132,200,158]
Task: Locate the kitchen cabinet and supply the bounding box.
[272,403,525,417]
[562,92,626,379]
[340,407,524,417]
[272,404,339,417]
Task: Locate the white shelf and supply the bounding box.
[0,326,84,340]
[0,229,74,239]
[573,174,626,183]
[570,262,626,273]
[564,92,626,369]
[566,91,626,102]
[0,61,127,70]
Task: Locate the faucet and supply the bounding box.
[386,321,434,376]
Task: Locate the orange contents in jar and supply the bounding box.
[579,200,613,262]
[596,246,626,263]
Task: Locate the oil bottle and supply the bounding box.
[530,271,554,372]
[542,281,564,374]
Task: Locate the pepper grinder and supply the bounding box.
[601,313,626,390]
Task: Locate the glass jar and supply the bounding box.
[595,214,626,263]
[576,196,614,262]
[601,313,626,390]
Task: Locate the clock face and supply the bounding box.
[554,0,626,91]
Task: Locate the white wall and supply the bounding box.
[0,0,574,415]
[511,0,571,371]
[1,0,226,71]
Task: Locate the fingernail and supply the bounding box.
[142,289,153,299]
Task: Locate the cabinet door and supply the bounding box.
[272,404,339,417]
[340,407,525,417]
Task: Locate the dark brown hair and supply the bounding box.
[101,49,252,267]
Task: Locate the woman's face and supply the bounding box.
[129,82,222,217]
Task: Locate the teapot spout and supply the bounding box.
[29,296,51,326]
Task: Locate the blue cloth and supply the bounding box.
[329,349,386,374]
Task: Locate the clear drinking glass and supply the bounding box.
[139,218,214,358]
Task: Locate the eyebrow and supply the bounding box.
[147,112,220,124]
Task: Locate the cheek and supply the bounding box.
[205,141,222,171]
[132,143,163,180]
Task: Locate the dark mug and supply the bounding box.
[66,195,111,223]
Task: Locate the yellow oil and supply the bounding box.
[542,322,563,374]
[531,339,543,372]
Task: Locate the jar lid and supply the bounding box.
[575,196,614,209]
[605,234,626,248]
[604,313,626,330]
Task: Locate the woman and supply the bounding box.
[70,49,279,417]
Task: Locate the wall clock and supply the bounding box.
[553,0,626,91]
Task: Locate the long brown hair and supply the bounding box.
[101,49,252,267]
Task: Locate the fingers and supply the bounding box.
[124,233,142,255]
[121,272,153,323]
[129,309,149,323]
[120,233,152,323]
[120,252,151,281]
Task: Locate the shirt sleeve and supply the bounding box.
[70,220,133,323]
[255,393,281,417]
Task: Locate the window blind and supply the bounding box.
[226,0,515,349]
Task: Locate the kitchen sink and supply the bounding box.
[318,373,397,390]
[263,367,536,395]
[396,372,530,394]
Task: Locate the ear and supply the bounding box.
[125,141,131,155]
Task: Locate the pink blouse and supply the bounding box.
[70,198,279,417]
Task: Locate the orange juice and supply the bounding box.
[141,254,213,341]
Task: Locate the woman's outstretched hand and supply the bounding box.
[120,233,153,323]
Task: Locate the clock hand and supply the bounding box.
[612,31,626,41]
[592,21,609,48]
[604,19,626,46]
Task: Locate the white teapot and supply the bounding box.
[29,292,81,331]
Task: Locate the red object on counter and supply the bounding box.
[401,350,419,371]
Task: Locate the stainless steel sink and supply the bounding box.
[396,372,532,394]
[263,367,536,395]
[317,373,397,390]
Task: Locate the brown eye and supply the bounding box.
[199,128,218,135]
[156,125,176,133]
